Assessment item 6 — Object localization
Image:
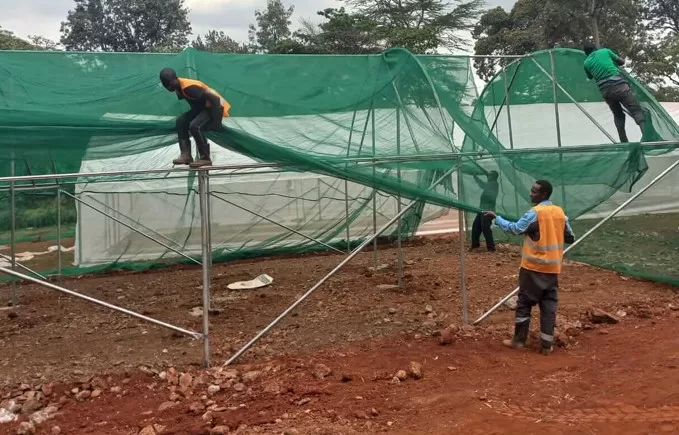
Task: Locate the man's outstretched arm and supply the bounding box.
[487,209,537,235]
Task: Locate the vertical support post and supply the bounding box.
[503,66,521,218]
[550,50,567,208]
[396,107,403,288]
[57,187,62,279]
[198,170,212,368]
[10,156,17,308]
[344,180,351,253]
[344,109,358,254]
[371,106,378,270]
[457,156,468,325]
[317,178,323,223]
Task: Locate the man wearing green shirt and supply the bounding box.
[583,42,645,143]
[470,170,499,252]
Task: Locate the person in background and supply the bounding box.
[470,170,499,252]
[583,42,645,143]
[159,68,231,168]
[485,180,575,356]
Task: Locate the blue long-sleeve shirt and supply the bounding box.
[495,200,575,239]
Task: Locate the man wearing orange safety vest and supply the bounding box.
[485,180,575,355]
[159,68,231,168]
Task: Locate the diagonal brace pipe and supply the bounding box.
[61,190,202,266]
[0,265,202,339]
[530,57,617,144]
[209,192,344,254]
[224,165,459,366]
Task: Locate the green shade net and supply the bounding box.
[0,47,678,285]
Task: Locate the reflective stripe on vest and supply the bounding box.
[177,78,231,117]
[520,204,566,274]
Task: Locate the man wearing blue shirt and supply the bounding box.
[485,180,575,355]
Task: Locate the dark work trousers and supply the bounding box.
[601,82,645,143]
[176,108,214,156]
[471,213,495,250]
[513,267,558,349]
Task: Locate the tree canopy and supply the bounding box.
[60,0,192,52]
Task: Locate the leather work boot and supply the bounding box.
[172,139,193,165]
[189,155,212,168]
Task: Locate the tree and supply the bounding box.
[341,0,485,53]
[248,0,295,53]
[293,8,382,54]
[28,35,61,50]
[193,30,250,53]
[0,26,35,50]
[60,0,192,52]
[633,0,679,100]
[472,0,640,81]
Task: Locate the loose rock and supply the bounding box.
[210,426,229,435]
[312,364,332,380]
[388,308,397,315]
[51,427,61,435]
[407,362,423,380]
[158,401,177,412]
[242,371,262,384]
[233,383,245,392]
[91,389,102,398]
[207,385,221,395]
[138,426,155,435]
[29,410,51,425]
[439,327,454,345]
[188,402,206,415]
[166,368,179,385]
[153,424,167,434]
[76,390,91,401]
[179,373,193,390]
[395,370,408,381]
[589,308,620,324]
[110,386,122,394]
[21,399,42,413]
[424,305,433,314]
[16,422,36,435]
[0,408,17,424]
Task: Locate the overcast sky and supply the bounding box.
[2,0,518,50]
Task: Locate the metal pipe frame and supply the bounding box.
[372,105,378,270]
[84,194,186,251]
[550,50,568,211]
[198,171,212,368]
[0,264,202,338]
[209,191,343,254]
[473,156,679,325]
[530,56,617,143]
[489,63,522,134]
[59,190,202,266]
[57,187,62,279]
[10,157,17,308]
[457,156,468,324]
[0,142,677,186]
[224,165,459,366]
[344,109,358,254]
[396,107,404,288]
[502,66,522,221]
[0,253,47,280]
